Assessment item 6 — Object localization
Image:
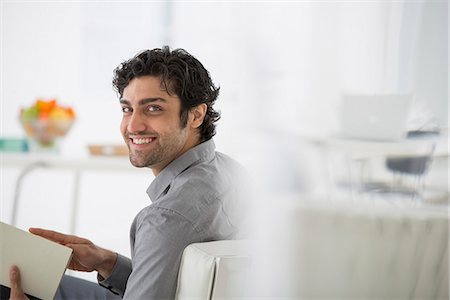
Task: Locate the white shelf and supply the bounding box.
[1,152,137,172]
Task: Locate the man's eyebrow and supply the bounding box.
[119,98,167,105]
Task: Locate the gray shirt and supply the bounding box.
[99,139,246,299]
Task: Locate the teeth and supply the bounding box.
[132,138,153,145]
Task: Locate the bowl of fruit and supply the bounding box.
[20,99,76,151]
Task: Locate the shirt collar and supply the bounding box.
[146,138,216,201]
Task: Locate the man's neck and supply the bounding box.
[150,136,202,176]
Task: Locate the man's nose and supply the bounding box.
[127,112,147,133]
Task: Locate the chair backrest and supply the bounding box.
[175,240,251,300]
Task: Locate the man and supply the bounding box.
[7,47,247,299]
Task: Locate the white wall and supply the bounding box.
[1,2,169,156]
[2,1,447,150]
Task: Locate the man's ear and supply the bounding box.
[190,103,207,129]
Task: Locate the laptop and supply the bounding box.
[339,94,413,141]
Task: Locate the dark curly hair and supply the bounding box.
[112,46,221,142]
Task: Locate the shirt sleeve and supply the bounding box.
[123,206,202,300]
[98,253,132,297]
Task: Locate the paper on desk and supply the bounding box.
[0,222,73,300]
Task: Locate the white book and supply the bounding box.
[0,222,73,300]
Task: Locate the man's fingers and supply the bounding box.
[29,228,88,245]
[29,228,70,243]
[65,243,96,272]
[9,265,21,288]
[9,265,28,300]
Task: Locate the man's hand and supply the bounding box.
[29,228,118,279]
[9,266,29,300]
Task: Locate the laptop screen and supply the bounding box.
[339,94,413,141]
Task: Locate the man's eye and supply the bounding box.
[148,105,162,112]
[122,107,132,113]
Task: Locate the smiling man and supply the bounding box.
[8,47,247,300]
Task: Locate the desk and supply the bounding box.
[1,152,145,233]
[304,134,448,203]
[309,135,445,158]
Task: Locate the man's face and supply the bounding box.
[120,75,194,175]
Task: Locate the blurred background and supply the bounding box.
[1,0,448,295]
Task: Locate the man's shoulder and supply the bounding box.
[135,153,249,240]
[194,150,247,181]
[154,151,246,214]
[178,151,247,196]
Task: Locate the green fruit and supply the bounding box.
[21,107,39,120]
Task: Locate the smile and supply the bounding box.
[130,137,155,145]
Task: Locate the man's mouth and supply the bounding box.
[130,137,156,145]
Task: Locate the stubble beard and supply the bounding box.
[127,127,189,169]
[128,147,163,168]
